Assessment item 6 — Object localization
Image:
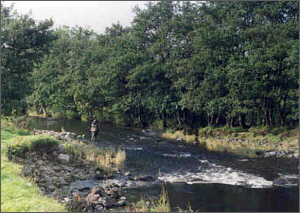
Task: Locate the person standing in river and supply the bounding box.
[90,119,100,142]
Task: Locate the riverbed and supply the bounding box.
[30,117,299,212]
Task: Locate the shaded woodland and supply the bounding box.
[1,1,299,132]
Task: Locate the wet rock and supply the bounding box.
[70,180,96,192]
[136,175,154,182]
[94,173,103,180]
[286,153,295,158]
[58,154,70,164]
[115,199,126,207]
[98,196,116,208]
[119,196,126,201]
[276,150,286,158]
[94,204,104,212]
[66,132,77,140]
[86,187,106,204]
[262,151,277,158]
[124,172,131,176]
[109,182,119,188]
[287,149,295,155]
[103,174,113,179]
[273,175,299,187]
[112,187,119,193]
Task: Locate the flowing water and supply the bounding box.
[30,117,299,212]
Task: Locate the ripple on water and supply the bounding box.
[162,153,192,158]
[158,161,275,188]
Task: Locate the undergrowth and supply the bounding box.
[163,126,299,158]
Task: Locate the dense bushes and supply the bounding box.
[2,1,299,131]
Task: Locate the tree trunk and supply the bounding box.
[277,101,284,126]
[138,103,144,127]
[250,112,255,127]
[162,111,167,128]
[177,108,181,127]
[42,104,48,117]
[216,109,221,125]
[239,113,247,129]
[268,99,273,127]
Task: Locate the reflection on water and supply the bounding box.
[126,183,299,212]
[30,117,299,212]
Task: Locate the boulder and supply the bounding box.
[94,174,103,180]
[124,172,131,176]
[276,150,286,158]
[137,175,154,182]
[58,144,65,153]
[98,196,116,208]
[114,199,126,207]
[85,187,106,204]
[94,204,104,212]
[263,151,277,158]
[273,175,299,187]
[70,180,96,192]
[286,153,295,158]
[66,132,77,140]
[58,154,70,164]
[107,182,117,188]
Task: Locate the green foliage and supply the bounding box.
[1,3,56,116]
[29,138,59,152]
[2,1,299,130]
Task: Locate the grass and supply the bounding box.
[64,141,126,174]
[163,126,299,158]
[1,124,67,212]
[1,117,126,211]
[127,184,171,212]
[163,129,196,143]
[150,184,171,212]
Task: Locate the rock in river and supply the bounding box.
[273,175,299,187]
[70,180,97,192]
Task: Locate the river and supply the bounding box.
[30,117,299,212]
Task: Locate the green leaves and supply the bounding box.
[2,1,298,129]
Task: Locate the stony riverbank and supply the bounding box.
[6,129,158,212]
[6,127,299,211]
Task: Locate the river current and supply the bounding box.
[30,117,299,212]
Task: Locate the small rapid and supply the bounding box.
[29,117,299,211]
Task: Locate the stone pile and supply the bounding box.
[20,146,97,199]
[32,129,88,143]
[82,183,127,212]
[259,150,299,159]
[11,129,158,212]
